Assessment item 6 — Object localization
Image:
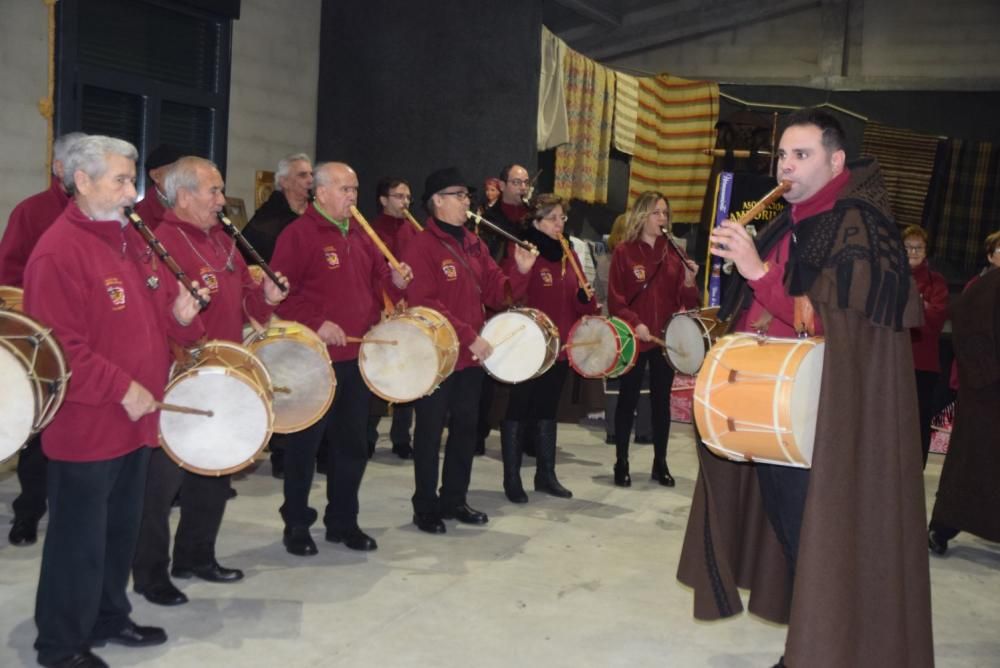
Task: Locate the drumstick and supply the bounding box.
[648,335,669,348]
[273,386,292,394]
[403,209,424,232]
[486,324,525,349]
[156,401,214,418]
[559,234,595,300]
[347,336,398,345]
[348,205,412,280]
[563,339,600,349]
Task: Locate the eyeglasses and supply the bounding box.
[507,178,529,187]
[388,193,411,201]
[904,245,927,254]
[438,190,471,201]
[540,214,568,223]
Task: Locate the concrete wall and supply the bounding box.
[0,2,51,231]
[0,0,321,235]
[604,0,1000,90]
[225,0,321,212]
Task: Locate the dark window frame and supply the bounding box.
[55,0,234,185]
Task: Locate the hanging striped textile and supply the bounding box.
[554,48,615,204]
[627,75,719,223]
[923,138,1000,276]
[861,122,940,229]
[613,73,639,155]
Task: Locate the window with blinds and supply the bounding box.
[57,0,235,182]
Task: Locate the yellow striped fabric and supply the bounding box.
[861,121,940,228]
[613,73,639,156]
[628,75,719,222]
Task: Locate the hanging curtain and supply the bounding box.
[923,138,1000,276]
[861,121,940,229]
[553,48,614,204]
[628,75,719,223]
[537,26,570,151]
[613,72,639,156]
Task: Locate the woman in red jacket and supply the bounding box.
[607,192,699,487]
[902,225,949,468]
[500,194,599,502]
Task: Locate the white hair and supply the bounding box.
[52,132,88,176]
[163,156,218,207]
[275,152,311,191]
[62,135,138,193]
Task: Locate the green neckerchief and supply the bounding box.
[315,203,350,237]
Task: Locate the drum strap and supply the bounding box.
[626,256,665,307]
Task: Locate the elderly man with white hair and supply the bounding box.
[23,135,208,668]
[241,152,314,263]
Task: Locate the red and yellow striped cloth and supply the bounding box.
[628,75,719,223]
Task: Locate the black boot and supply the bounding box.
[533,420,572,498]
[522,419,537,457]
[500,421,528,503]
[651,459,675,486]
[613,459,631,487]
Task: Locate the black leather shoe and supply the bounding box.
[283,527,318,556]
[227,487,238,499]
[772,657,786,668]
[391,442,413,459]
[325,526,378,551]
[92,620,167,647]
[441,504,489,525]
[8,517,38,546]
[40,650,108,668]
[172,560,244,583]
[651,460,675,487]
[412,512,446,534]
[135,580,188,606]
[928,529,949,556]
[474,439,486,456]
[614,460,632,487]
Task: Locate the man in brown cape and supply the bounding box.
[678,108,934,667]
[929,263,1000,553]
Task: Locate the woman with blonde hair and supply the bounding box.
[607,191,699,486]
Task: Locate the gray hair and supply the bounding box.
[163,156,218,207]
[62,135,138,193]
[275,152,311,191]
[52,132,88,176]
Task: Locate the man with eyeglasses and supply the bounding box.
[367,177,418,460]
[269,162,411,556]
[678,108,933,667]
[401,167,535,534]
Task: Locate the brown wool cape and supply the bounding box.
[677,159,935,667]
[930,266,1000,542]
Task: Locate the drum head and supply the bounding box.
[360,318,442,403]
[607,317,637,378]
[253,337,335,433]
[481,312,548,384]
[790,341,825,462]
[665,315,709,375]
[567,317,617,378]
[160,370,271,475]
[0,344,35,461]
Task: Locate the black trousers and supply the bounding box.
[281,359,370,531]
[390,403,415,446]
[914,369,940,468]
[757,463,811,584]
[34,447,150,665]
[132,448,231,589]
[614,349,674,461]
[476,374,497,444]
[13,433,48,522]
[412,367,483,514]
[506,361,569,421]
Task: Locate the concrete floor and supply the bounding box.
[1,420,998,667]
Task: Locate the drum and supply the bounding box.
[0,309,69,461]
[693,334,825,468]
[160,341,274,476]
[0,285,24,312]
[566,315,634,379]
[480,308,560,384]
[243,320,336,433]
[664,306,728,375]
[359,306,459,402]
